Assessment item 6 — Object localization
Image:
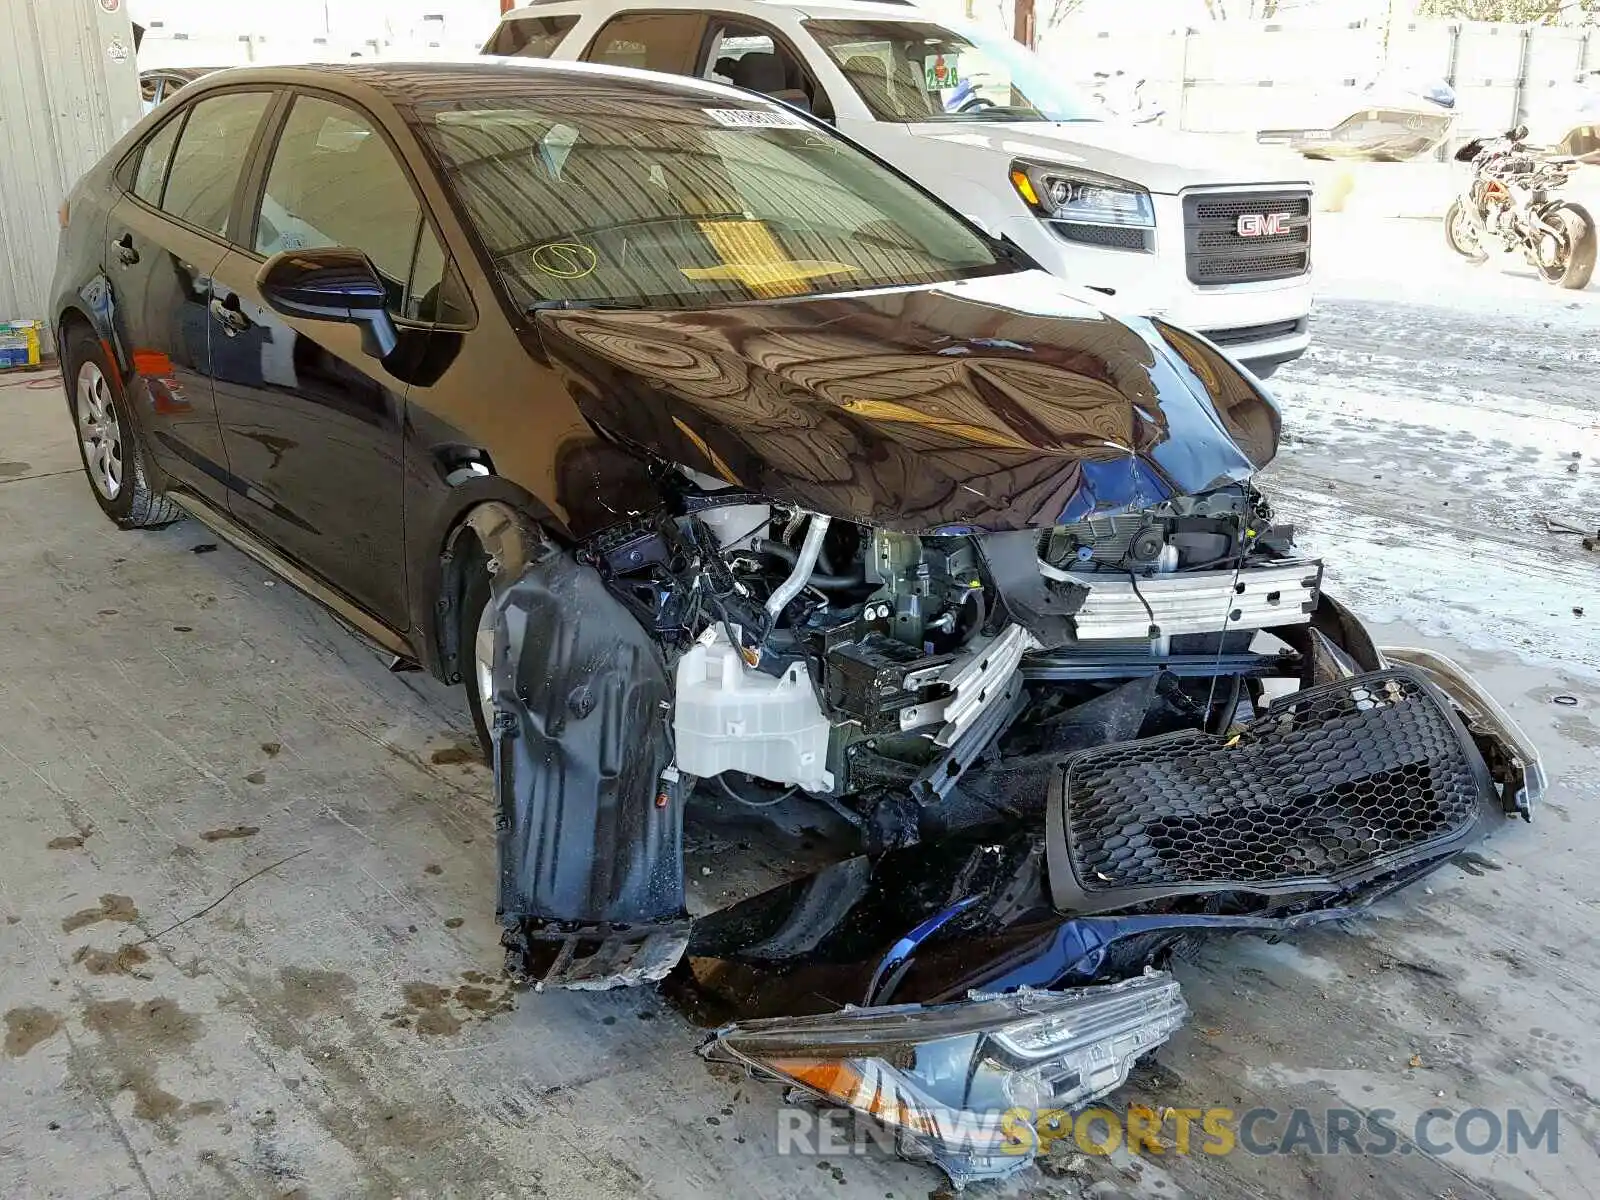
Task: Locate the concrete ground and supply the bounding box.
[2,216,1597,1200]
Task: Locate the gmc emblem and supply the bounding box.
[1237,212,1293,237]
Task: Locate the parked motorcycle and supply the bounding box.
[1446,125,1597,290]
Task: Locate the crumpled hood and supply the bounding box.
[902,121,1311,193]
[536,269,1279,533]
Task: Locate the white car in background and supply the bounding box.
[486,0,1316,376]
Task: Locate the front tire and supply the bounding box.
[460,548,495,764]
[63,328,182,529]
[1445,199,1488,264]
[1537,205,1597,290]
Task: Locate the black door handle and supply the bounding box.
[114,233,139,266]
[209,294,252,336]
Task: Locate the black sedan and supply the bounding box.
[52,59,1537,1186]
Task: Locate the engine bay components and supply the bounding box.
[674,628,834,793]
[900,624,1039,746]
[495,477,1538,972]
[1064,558,1322,641]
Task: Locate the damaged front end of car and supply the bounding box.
[477,282,1540,1183]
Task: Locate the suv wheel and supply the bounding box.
[64,328,182,529]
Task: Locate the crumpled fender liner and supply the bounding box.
[489,540,685,984]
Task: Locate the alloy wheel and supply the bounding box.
[76,361,124,500]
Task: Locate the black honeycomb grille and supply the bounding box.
[1055,222,1152,251]
[1049,669,1494,909]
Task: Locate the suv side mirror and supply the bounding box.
[257,247,399,359]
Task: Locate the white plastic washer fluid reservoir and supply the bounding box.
[673,630,833,793]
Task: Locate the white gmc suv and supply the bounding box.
[486,0,1315,375]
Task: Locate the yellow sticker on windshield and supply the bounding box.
[691,219,855,298]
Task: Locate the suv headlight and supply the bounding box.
[1009,161,1155,248]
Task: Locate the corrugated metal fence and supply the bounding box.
[1047,18,1599,148]
[0,0,142,343]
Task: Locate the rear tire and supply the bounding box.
[1538,205,1596,290]
[1444,199,1488,264]
[63,327,183,529]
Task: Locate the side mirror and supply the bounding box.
[256,247,399,359]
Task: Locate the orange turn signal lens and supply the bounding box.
[1009,168,1039,208]
[768,1057,938,1136]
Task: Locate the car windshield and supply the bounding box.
[416,88,1007,311]
[804,19,1104,124]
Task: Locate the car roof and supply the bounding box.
[171,58,781,110]
[501,0,943,22]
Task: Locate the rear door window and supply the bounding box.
[131,113,185,206]
[485,15,579,57]
[583,12,706,74]
[161,91,273,235]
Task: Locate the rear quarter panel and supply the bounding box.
[51,164,121,358]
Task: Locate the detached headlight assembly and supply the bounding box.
[700,971,1187,1186]
[1010,161,1155,250]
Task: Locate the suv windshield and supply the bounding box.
[805,19,1103,124]
[417,89,1006,310]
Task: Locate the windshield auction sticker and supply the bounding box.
[703,108,810,130]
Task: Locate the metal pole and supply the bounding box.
[1439,21,1461,160]
[1512,24,1533,131]
[1177,26,1193,132]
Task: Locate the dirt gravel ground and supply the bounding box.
[1,215,1597,1200]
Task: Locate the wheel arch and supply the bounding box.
[53,305,105,409]
[413,480,564,684]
